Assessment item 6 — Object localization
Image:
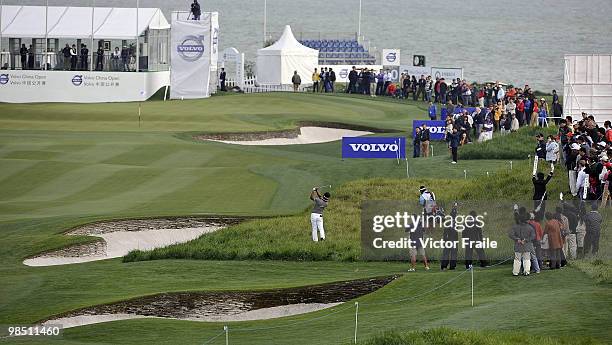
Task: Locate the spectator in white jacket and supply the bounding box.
[576,160,588,199]
[546,135,559,163]
[511,114,520,132]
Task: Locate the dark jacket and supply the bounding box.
[348,70,358,82]
[413,132,421,147]
[532,174,552,200]
[439,82,448,95]
[536,140,546,159]
[584,210,603,233]
[509,222,535,252]
[419,128,430,142]
[443,226,459,242]
[447,132,461,148]
[463,223,483,242]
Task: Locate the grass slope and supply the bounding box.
[461,126,558,160]
[350,328,602,345]
[124,160,582,262]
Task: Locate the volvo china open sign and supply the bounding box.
[342,137,406,159]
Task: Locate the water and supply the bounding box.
[4,0,612,91]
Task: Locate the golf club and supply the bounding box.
[313,185,332,190]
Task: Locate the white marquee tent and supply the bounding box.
[564,54,612,123]
[0,5,170,39]
[256,25,318,86]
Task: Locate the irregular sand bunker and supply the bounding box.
[24,217,239,267]
[42,276,398,328]
[195,122,384,146]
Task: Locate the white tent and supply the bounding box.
[0,5,170,39]
[564,54,612,123]
[256,25,318,86]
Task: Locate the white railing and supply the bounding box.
[223,77,308,93]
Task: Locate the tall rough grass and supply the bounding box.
[123,160,573,263]
[349,328,603,345]
[461,126,558,160]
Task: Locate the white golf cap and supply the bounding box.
[598,142,607,148]
[570,143,580,150]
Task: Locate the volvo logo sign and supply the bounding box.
[72,75,83,86]
[177,35,205,62]
[0,74,8,85]
[342,137,406,159]
[385,52,397,63]
[339,69,348,79]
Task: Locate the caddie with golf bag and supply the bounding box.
[419,186,437,216]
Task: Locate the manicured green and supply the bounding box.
[0,93,505,222]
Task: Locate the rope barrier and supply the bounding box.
[360,268,470,307]
[480,256,514,268]
[202,329,226,345]
[204,256,518,343]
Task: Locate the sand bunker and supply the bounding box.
[40,276,397,328]
[23,218,238,267]
[43,304,342,329]
[203,126,373,146]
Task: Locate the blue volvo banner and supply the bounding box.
[342,137,406,159]
[412,120,447,140]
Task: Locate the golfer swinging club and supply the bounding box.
[310,187,330,241]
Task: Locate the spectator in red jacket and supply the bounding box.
[527,214,544,271]
[544,212,563,269]
[605,120,612,144]
[517,98,526,126]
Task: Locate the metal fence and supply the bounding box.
[223,77,308,93]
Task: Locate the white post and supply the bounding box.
[91,0,95,71]
[224,325,229,345]
[357,0,362,38]
[470,265,474,307]
[486,171,489,178]
[354,302,359,344]
[44,0,48,70]
[532,155,539,176]
[510,161,513,170]
[405,158,409,178]
[464,169,467,180]
[135,0,139,72]
[263,0,267,46]
[431,144,434,157]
